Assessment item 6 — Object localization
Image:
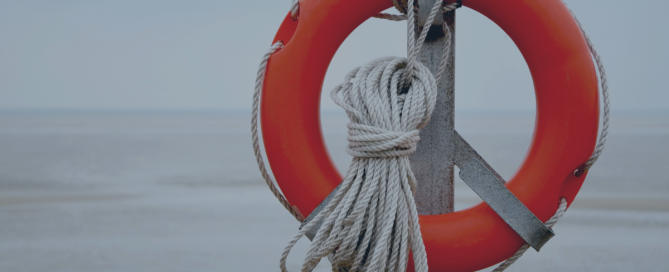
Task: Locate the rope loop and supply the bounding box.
[391,0,461,15]
[251,41,303,222]
[566,1,610,175]
[277,1,452,271]
[331,56,437,159]
[280,53,437,272]
[492,198,569,272]
[290,0,299,20]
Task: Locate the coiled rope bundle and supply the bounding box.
[279,0,452,271]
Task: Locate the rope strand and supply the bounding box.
[251,41,302,222]
[492,198,569,272]
[290,0,299,20]
[564,2,610,173]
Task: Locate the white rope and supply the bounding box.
[492,198,568,272]
[277,0,449,271]
[291,0,456,23]
[251,41,303,222]
[280,59,436,271]
[290,0,299,20]
[564,2,610,173]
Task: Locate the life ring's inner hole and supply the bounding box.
[318,7,537,212]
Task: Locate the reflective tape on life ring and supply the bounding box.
[261,0,599,271]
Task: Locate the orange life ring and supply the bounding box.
[261,0,599,271]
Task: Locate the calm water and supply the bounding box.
[0,110,667,271]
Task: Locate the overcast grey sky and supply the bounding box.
[1,0,667,111]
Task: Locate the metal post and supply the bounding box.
[410,0,456,215]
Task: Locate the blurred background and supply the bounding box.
[1,0,668,271]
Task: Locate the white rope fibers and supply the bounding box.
[251,41,303,222]
[564,1,611,174]
[278,0,448,271]
[290,0,299,20]
[492,198,569,272]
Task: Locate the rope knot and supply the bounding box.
[280,1,449,271]
[347,123,420,157]
[331,56,438,158]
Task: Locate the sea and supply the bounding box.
[0,110,667,271]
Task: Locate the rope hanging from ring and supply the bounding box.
[279,0,450,271]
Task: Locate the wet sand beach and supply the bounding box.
[0,110,667,271]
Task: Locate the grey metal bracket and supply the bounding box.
[453,130,505,183]
[299,184,340,240]
[454,131,555,250]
